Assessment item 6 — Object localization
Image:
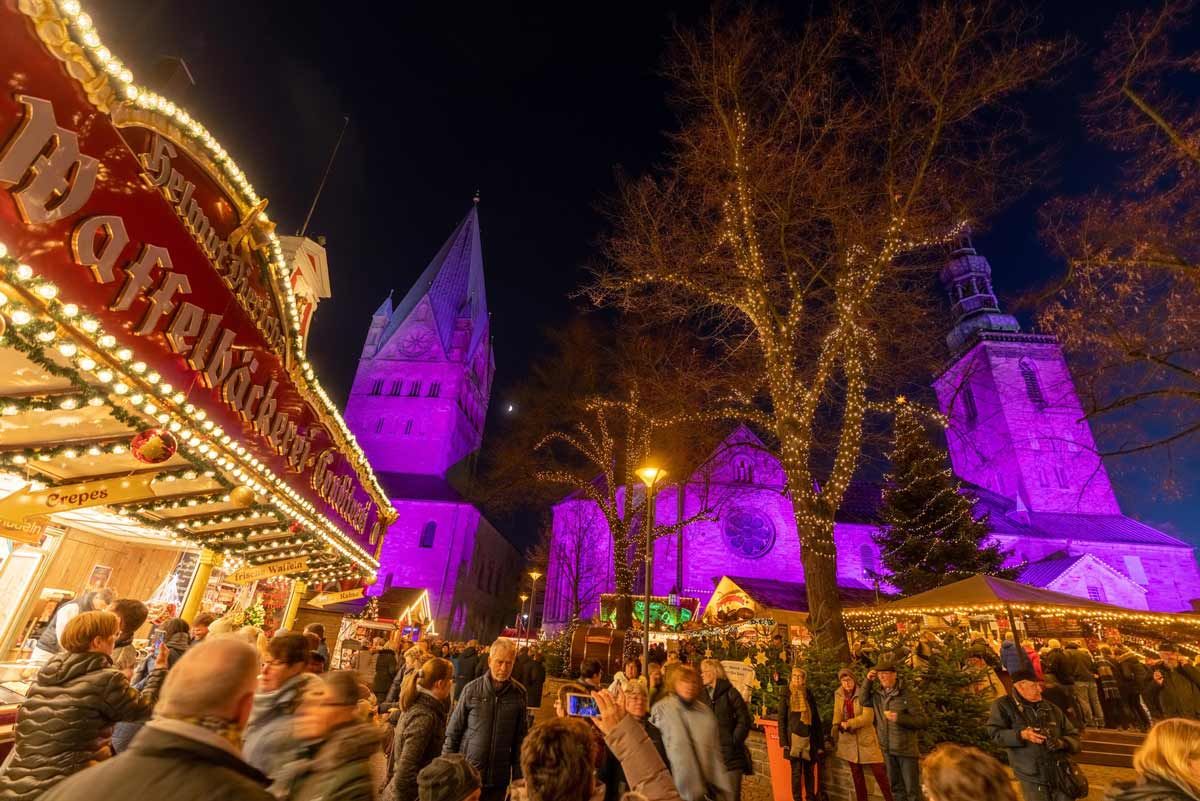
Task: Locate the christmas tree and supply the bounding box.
[873,399,1015,595]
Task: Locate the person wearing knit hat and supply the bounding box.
[418,755,481,801]
[861,656,926,801]
[987,665,1081,801]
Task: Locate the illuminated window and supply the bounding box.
[734,460,753,483]
[408,381,421,397]
[370,378,383,395]
[389,380,403,396]
[961,382,978,424]
[1020,360,1046,408]
[419,522,437,548]
[429,382,441,398]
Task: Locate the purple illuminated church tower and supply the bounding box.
[346,203,519,640]
[542,242,1200,632]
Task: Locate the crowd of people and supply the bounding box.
[8,598,1200,801]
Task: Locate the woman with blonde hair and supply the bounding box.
[778,666,822,801]
[921,743,1019,801]
[1109,718,1200,800]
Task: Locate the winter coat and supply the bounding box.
[778,688,823,763]
[1117,652,1150,691]
[373,649,399,698]
[1000,640,1032,675]
[521,658,547,708]
[286,721,384,801]
[858,678,927,759]
[1151,664,1200,719]
[649,694,734,801]
[36,720,272,801]
[604,715,680,801]
[384,689,449,801]
[987,692,1081,786]
[454,647,479,695]
[1043,648,1075,686]
[831,687,883,765]
[1066,646,1097,684]
[242,672,321,781]
[112,631,192,752]
[706,678,752,772]
[443,675,528,788]
[0,651,165,801]
[1105,780,1200,801]
[1097,658,1123,701]
[601,716,669,801]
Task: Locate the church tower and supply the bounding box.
[345,203,493,479]
[930,241,1121,515]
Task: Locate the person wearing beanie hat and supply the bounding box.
[860,654,926,801]
[987,668,1081,801]
[418,755,481,801]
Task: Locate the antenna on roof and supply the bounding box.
[298,115,350,238]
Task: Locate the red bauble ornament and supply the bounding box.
[130,428,178,464]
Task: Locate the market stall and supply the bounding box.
[0,0,396,752]
[296,587,435,671]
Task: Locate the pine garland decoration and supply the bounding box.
[873,400,1016,595]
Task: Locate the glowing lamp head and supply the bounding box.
[528,571,543,582]
[635,466,668,488]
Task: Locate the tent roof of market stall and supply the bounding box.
[705,576,882,627]
[847,574,1200,628]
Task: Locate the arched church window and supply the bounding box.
[429,382,441,397]
[419,522,437,548]
[409,381,422,397]
[1019,360,1046,408]
[860,544,876,579]
[961,382,978,425]
[1054,466,1068,489]
[405,420,413,435]
[374,418,385,434]
[390,380,403,396]
[734,460,753,483]
[370,378,383,395]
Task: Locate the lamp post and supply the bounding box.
[635,465,667,676]
[527,571,543,645]
[518,594,529,647]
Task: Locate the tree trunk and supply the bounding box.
[799,517,851,661]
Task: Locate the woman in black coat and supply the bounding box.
[383,657,454,801]
[1,611,167,801]
[778,666,823,801]
[700,659,753,801]
[601,681,670,801]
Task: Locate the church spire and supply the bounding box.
[939,235,1020,352]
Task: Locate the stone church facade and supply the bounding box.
[345,203,519,640]
[541,244,1200,631]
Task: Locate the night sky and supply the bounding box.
[84,0,1198,542]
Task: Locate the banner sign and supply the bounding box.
[226,556,309,585]
[308,587,365,607]
[0,5,389,556]
[0,475,162,522]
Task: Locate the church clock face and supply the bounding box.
[723,507,776,559]
[399,327,435,358]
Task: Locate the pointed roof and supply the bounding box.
[381,205,488,357]
[373,292,393,319]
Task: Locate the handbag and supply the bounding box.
[1051,756,1088,799]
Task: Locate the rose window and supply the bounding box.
[723,507,776,559]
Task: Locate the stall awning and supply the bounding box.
[705,576,881,627]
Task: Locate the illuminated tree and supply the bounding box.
[590,4,1061,654]
[873,401,1013,595]
[1038,1,1200,477]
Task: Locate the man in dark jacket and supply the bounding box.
[1064,643,1103,729]
[859,654,927,801]
[1149,642,1200,720]
[1041,640,1075,690]
[443,638,528,801]
[1114,645,1151,730]
[38,637,272,801]
[454,641,479,699]
[521,646,547,710]
[987,669,1081,801]
[700,659,752,801]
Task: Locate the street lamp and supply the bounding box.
[518,593,529,647]
[635,464,667,676]
[527,570,543,646]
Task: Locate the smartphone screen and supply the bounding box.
[151,631,165,656]
[566,693,600,718]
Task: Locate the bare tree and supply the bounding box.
[539,504,609,625]
[1037,0,1200,475]
[589,4,1062,653]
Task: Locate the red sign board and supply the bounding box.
[0,6,386,560]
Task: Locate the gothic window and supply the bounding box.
[374,418,385,434]
[734,459,753,483]
[961,383,978,425]
[419,521,436,548]
[1086,585,1107,603]
[1054,466,1068,489]
[370,378,383,395]
[409,381,422,397]
[860,544,876,579]
[429,382,441,397]
[389,380,403,396]
[405,420,414,435]
[1019,360,1046,408]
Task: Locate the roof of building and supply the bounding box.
[1016,552,1082,587]
[380,204,489,358]
[721,575,882,612]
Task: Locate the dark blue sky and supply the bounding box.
[85,0,1198,541]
